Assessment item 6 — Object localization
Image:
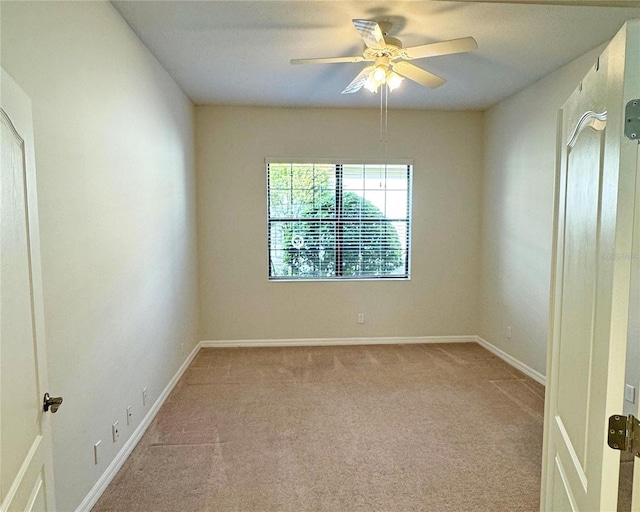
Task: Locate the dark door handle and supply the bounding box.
[43,393,63,413]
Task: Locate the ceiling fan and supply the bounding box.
[291,19,478,94]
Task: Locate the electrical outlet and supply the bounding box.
[94,440,101,465]
[126,405,133,426]
[625,384,636,404]
[506,326,512,339]
[357,313,365,324]
[142,387,148,407]
[112,421,120,442]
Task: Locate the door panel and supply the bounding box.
[1,69,56,511]
[1,107,42,505]
[632,139,640,512]
[26,470,47,512]
[553,455,578,511]
[543,20,640,511]
[556,118,605,476]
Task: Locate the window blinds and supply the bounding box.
[267,162,411,280]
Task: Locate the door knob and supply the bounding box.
[43,393,63,413]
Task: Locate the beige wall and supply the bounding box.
[197,106,483,341]
[480,45,605,376]
[1,2,198,511]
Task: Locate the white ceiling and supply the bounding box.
[112,1,640,110]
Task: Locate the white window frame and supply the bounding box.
[266,158,413,282]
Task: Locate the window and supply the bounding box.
[267,161,412,280]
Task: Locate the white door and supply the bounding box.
[631,142,640,512]
[1,69,57,511]
[542,21,640,512]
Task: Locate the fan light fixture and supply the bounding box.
[363,60,405,93]
[372,66,387,82]
[386,72,404,91]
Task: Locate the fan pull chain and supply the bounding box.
[378,84,389,153]
[384,84,389,149]
[379,86,383,143]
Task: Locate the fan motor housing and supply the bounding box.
[363,36,403,60]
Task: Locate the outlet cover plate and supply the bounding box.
[625,384,636,404]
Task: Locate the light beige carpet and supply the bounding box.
[92,343,544,512]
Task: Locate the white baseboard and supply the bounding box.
[475,336,546,386]
[202,336,545,386]
[200,335,477,348]
[75,342,201,512]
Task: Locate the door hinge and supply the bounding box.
[608,414,640,457]
[625,100,640,140]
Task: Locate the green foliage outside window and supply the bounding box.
[282,192,402,277]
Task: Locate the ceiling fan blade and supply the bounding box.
[392,62,446,89]
[352,19,386,49]
[402,37,478,60]
[341,66,374,94]
[291,55,365,65]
